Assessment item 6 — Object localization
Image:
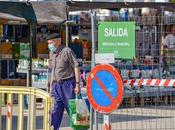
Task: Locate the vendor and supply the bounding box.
[162,25,175,51]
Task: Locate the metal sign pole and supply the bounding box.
[28,22,36,130]
[29,21,37,86]
[103,115,111,130]
[90,9,97,130]
[160,6,164,78]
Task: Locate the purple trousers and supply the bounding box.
[50,78,76,130]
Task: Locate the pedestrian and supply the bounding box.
[162,25,175,51]
[161,25,175,75]
[46,33,81,130]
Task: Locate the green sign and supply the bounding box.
[98,22,135,59]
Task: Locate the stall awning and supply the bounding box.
[1,1,175,25]
[31,1,67,25]
[0,1,67,25]
[68,1,175,12]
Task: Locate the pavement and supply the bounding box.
[0,106,72,130]
[1,105,175,130]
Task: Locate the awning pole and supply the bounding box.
[66,21,69,47]
[90,9,97,130]
[29,22,37,87]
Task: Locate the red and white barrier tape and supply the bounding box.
[123,79,175,87]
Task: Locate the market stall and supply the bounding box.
[1,0,175,101]
[0,1,67,88]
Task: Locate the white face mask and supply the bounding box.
[48,44,57,53]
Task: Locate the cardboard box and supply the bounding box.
[0,79,12,86]
[0,43,12,54]
[12,79,20,86]
[0,43,13,59]
[37,42,49,58]
[20,79,27,86]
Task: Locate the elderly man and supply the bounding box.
[47,33,80,130]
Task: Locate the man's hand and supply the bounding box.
[74,84,81,94]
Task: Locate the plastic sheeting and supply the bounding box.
[0,1,67,25]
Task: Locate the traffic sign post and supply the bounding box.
[103,114,111,130]
[87,64,124,130]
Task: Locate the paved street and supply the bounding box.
[1,114,72,130]
[1,106,175,130]
[1,106,72,130]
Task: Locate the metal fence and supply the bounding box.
[0,86,52,130]
[88,9,175,130]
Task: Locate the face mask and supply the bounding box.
[48,44,57,53]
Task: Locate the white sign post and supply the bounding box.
[94,54,114,130]
[104,114,111,130]
[95,53,115,64]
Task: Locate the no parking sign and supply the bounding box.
[86,64,124,114]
